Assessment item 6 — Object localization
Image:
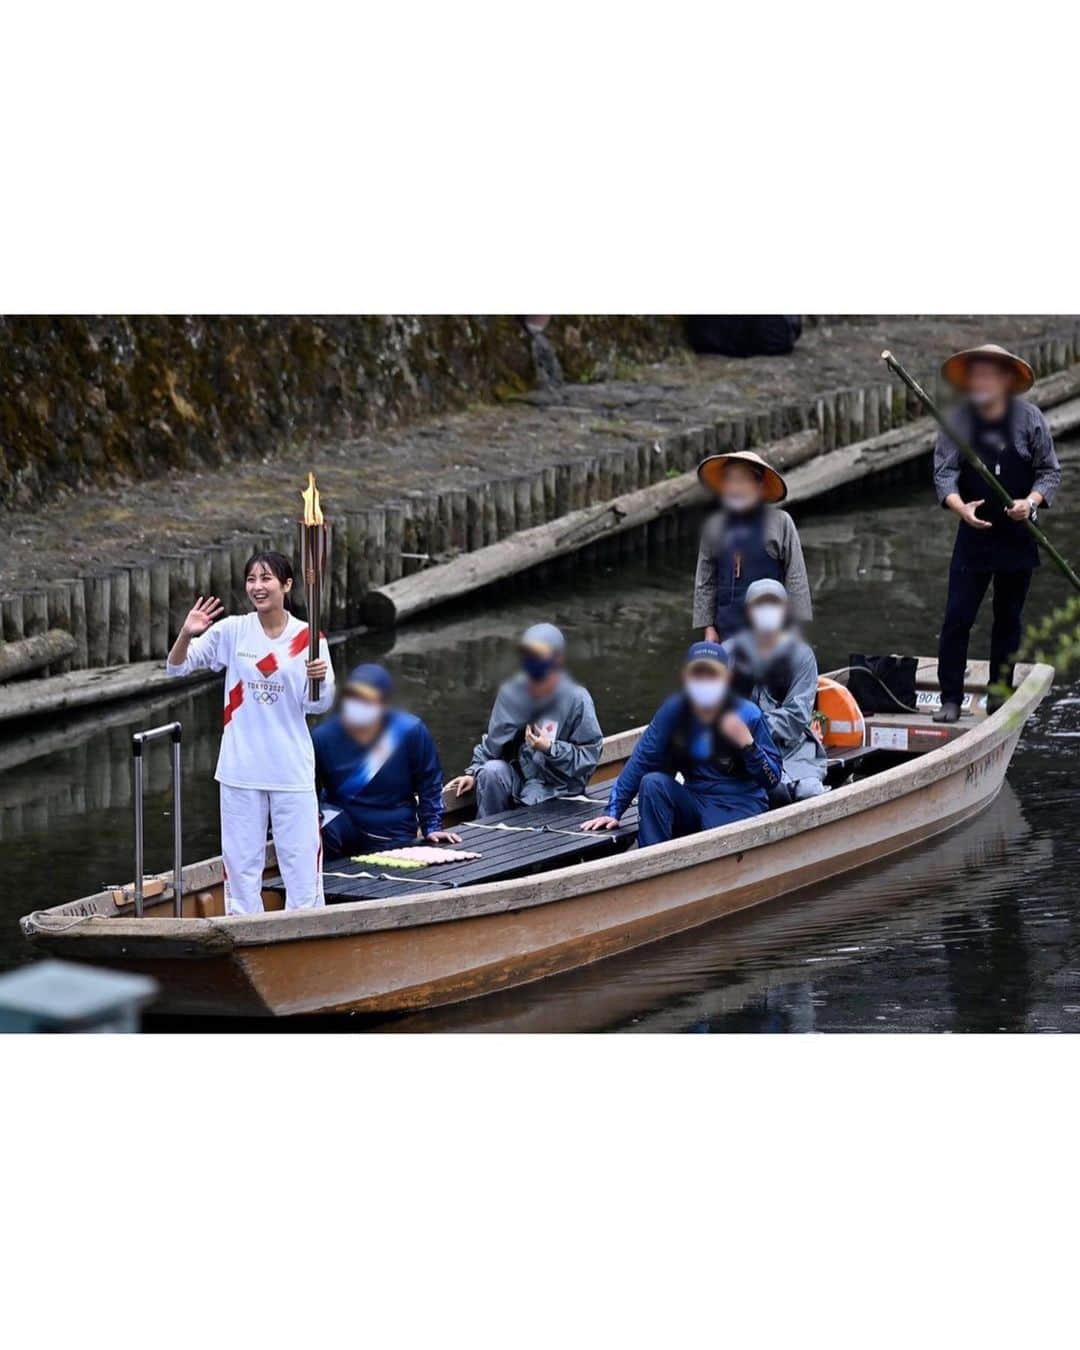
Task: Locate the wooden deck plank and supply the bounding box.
[266,791,640,903]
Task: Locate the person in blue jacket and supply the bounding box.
[312,663,460,858]
[580,641,783,847]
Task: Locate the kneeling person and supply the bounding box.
[446,624,603,817]
[724,579,827,803]
[582,642,782,846]
[313,664,459,858]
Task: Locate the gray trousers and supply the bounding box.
[474,760,522,818]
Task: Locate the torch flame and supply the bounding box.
[300,472,324,526]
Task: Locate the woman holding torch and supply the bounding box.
[166,549,334,914]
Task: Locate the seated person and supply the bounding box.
[692,450,812,641]
[445,623,603,818]
[581,642,782,846]
[312,663,460,857]
[723,579,827,804]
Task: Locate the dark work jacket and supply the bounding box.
[606,692,782,820]
[313,709,445,852]
[933,400,1061,572]
[712,508,786,638]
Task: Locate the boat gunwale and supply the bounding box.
[21,662,1054,953]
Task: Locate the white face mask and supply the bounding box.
[749,603,785,634]
[722,493,758,513]
[342,697,381,729]
[685,676,727,709]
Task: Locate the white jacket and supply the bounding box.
[167,612,334,791]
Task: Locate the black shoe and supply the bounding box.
[986,690,1007,715]
[933,701,961,724]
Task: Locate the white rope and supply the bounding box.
[322,869,452,889]
[461,820,538,833]
[24,910,109,933]
[461,819,592,839]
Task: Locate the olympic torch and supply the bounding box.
[298,472,331,703]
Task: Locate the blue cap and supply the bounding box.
[684,641,729,671]
[344,663,393,700]
[520,623,566,657]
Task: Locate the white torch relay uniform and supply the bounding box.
[166,611,335,914]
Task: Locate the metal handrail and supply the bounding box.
[131,722,183,919]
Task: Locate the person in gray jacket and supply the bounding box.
[445,623,604,817]
[722,579,826,804]
[692,450,812,641]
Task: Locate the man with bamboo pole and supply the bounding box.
[930,344,1061,723]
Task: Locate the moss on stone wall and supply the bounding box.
[0,315,683,508]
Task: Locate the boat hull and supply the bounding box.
[180,735,1016,1016]
[25,672,1042,1016]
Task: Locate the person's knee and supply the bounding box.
[321,818,349,860]
[475,759,515,815]
[639,771,672,803]
[941,599,974,633]
[793,777,827,800]
[477,760,514,786]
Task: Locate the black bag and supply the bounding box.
[847,654,918,715]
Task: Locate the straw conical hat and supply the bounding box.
[941,343,1034,395]
[697,449,787,503]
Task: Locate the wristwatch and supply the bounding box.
[1028,496,1039,522]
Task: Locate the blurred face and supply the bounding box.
[246,562,291,614]
[748,598,786,635]
[521,645,563,699]
[683,662,729,717]
[341,692,385,739]
[721,463,765,512]
[966,359,1012,412]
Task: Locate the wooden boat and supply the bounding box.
[385,780,1042,1034]
[20,658,1053,1018]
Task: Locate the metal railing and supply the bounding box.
[131,722,183,919]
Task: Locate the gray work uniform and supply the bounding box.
[693,507,812,631]
[723,630,827,799]
[467,672,604,816]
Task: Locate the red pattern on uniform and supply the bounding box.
[256,652,279,676]
[288,627,310,658]
[223,680,244,726]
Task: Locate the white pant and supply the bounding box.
[219,784,324,915]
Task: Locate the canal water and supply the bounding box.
[3,444,1079,1031]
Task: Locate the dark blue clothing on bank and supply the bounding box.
[313,708,445,858]
[606,692,782,841]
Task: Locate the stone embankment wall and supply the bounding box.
[0,316,684,510]
[1,323,1078,682]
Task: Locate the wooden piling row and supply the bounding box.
[5,327,1079,676]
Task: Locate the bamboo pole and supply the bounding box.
[882,350,1080,593]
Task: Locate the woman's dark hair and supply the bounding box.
[244,551,295,609]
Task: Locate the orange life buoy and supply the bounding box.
[815,676,865,748]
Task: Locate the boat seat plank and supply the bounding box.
[265,791,640,904]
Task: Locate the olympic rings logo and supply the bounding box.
[251,688,280,705]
